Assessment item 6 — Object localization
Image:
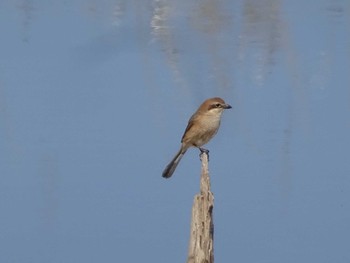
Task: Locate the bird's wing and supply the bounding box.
[181,113,197,143]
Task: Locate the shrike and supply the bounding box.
[162,97,231,178]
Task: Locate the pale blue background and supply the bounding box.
[1,0,349,262]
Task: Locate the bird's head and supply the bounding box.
[199,97,232,115]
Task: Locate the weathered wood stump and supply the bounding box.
[187,152,214,263]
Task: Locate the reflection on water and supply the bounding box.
[112,0,125,26]
[150,0,189,93]
[191,0,233,34]
[190,0,235,93]
[239,0,284,86]
[13,0,348,91]
[85,0,125,27]
[16,0,35,42]
[326,0,345,18]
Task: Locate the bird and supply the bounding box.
[162,97,232,178]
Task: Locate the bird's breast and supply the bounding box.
[183,114,221,147]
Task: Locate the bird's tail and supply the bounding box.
[162,147,187,178]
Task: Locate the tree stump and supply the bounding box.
[187,152,214,263]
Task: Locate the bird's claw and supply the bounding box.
[199,148,210,161]
[199,147,209,154]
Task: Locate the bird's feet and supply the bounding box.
[199,147,210,161]
[199,147,209,154]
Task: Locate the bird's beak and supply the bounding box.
[223,104,232,109]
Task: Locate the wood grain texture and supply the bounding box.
[187,152,214,263]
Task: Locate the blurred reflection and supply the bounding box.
[191,0,232,34]
[16,0,34,42]
[326,0,345,19]
[150,0,189,92]
[150,0,236,94]
[148,0,286,92]
[85,0,125,26]
[112,0,125,26]
[190,0,234,93]
[239,0,283,85]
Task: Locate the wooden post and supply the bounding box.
[187,152,214,263]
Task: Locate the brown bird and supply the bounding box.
[162,97,232,178]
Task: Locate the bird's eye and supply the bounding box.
[215,103,221,108]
